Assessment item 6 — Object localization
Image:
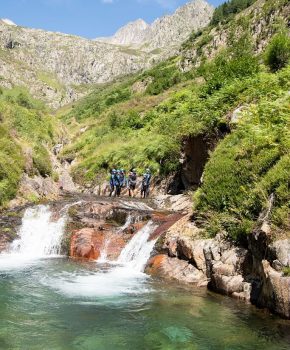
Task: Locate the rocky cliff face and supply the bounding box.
[0,0,213,109]
[97,0,214,51]
[98,19,149,46]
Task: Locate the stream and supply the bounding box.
[0,205,290,350]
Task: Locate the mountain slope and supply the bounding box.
[59,0,290,239]
[0,0,213,109]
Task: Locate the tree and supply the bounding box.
[265,31,290,72]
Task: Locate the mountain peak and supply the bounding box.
[96,0,213,49]
[97,18,149,46]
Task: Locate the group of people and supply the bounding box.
[109,168,151,198]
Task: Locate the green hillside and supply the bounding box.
[1,0,289,239]
[59,0,289,238]
[0,87,57,206]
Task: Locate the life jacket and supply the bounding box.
[114,174,121,186]
[129,172,137,184]
[110,174,115,186]
[142,176,147,187]
[119,173,125,186]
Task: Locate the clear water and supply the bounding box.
[1,204,290,350]
[0,258,290,350]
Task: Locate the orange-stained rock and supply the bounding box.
[146,254,167,275]
[146,254,207,284]
[70,224,141,261]
[105,234,127,260]
[70,228,104,260]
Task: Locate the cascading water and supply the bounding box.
[0,205,68,271]
[48,220,158,298]
[10,205,66,257]
[0,202,158,298]
[118,221,157,271]
[98,214,133,262]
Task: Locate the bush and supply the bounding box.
[200,38,259,95]
[195,95,290,239]
[0,126,24,206]
[265,31,290,72]
[33,144,52,177]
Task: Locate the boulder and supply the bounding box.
[269,239,290,267]
[70,228,104,260]
[258,260,290,318]
[146,254,207,285]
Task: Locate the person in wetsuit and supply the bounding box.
[128,169,137,197]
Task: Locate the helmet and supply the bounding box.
[112,169,116,173]
[132,168,136,173]
[146,168,150,173]
[116,169,120,173]
[120,169,124,173]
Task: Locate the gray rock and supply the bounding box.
[96,0,213,51]
[270,240,290,267]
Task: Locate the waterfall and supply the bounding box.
[98,215,133,262]
[118,221,157,272]
[48,220,158,298]
[10,205,66,257]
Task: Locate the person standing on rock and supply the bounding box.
[141,168,151,198]
[128,169,137,197]
[115,170,122,197]
[109,169,117,197]
[119,169,126,194]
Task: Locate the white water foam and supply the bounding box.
[49,221,158,299]
[118,221,157,271]
[10,205,65,256]
[0,204,158,300]
[0,205,67,271]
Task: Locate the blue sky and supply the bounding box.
[1,0,224,39]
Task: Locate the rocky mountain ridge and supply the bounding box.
[0,0,213,109]
[96,0,213,50]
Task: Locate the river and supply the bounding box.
[0,205,289,350]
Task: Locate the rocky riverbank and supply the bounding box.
[1,194,289,319]
[145,206,290,319]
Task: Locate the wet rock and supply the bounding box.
[257,260,290,319]
[146,254,207,285]
[70,228,103,260]
[67,198,183,262]
[153,194,192,213]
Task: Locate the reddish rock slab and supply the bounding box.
[149,213,184,241]
[70,221,146,261]
[70,228,104,260]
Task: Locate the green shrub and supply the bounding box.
[200,41,259,95]
[0,126,24,206]
[283,267,290,277]
[195,94,290,239]
[33,144,52,177]
[265,31,290,72]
